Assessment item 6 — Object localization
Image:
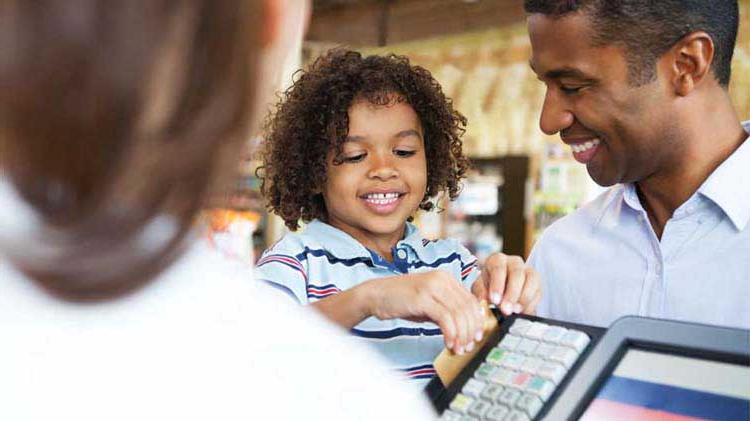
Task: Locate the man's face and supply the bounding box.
[528,12,680,186]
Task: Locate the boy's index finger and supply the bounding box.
[470,274,487,300]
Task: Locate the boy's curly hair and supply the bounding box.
[257,49,470,231]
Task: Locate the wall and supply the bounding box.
[307,1,750,158]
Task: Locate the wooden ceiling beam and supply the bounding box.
[308,1,386,46]
[308,0,525,47]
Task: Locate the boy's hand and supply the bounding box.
[471,253,541,316]
[367,271,485,355]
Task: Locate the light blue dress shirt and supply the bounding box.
[529,123,750,329]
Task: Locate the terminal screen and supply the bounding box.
[580,348,750,420]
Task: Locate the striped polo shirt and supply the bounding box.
[255,219,480,387]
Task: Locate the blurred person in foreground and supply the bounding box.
[524,0,749,330]
[0,1,436,419]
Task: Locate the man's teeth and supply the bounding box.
[571,139,601,153]
[364,192,400,204]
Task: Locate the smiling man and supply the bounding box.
[524,0,749,329]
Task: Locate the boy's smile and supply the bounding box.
[360,190,406,214]
[322,97,427,260]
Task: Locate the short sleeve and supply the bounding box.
[255,242,309,304]
[455,242,480,289]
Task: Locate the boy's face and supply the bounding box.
[528,12,679,187]
[322,98,427,249]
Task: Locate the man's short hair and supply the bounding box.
[524,0,739,87]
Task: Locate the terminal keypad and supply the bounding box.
[441,319,590,420]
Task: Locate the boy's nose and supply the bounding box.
[539,88,575,136]
[367,156,398,180]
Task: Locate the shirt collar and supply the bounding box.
[697,121,750,231]
[593,184,635,229]
[396,222,425,252]
[621,183,644,213]
[612,121,750,231]
[302,219,423,260]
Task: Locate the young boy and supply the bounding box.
[256,49,541,384]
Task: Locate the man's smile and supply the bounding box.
[565,137,601,164]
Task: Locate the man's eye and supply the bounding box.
[342,153,366,163]
[394,149,416,157]
[560,85,583,95]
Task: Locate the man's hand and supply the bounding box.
[471,253,541,316]
[366,271,485,355]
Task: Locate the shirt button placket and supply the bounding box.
[637,212,663,318]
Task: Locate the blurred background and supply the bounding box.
[206,0,750,265]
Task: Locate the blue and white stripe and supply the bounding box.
[255,219,480,386]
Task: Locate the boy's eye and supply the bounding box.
[342,153,366,163]
[394,149,416,157]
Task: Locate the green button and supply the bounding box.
[450,394,473,413]
[486,348,506,365]
[475,363,497,379]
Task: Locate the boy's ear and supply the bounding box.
[667,31,714,96]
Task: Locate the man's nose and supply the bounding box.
[539,88,574,136]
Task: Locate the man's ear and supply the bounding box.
[668,31,715,96]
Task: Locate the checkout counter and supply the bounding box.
[427,312,750,420]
